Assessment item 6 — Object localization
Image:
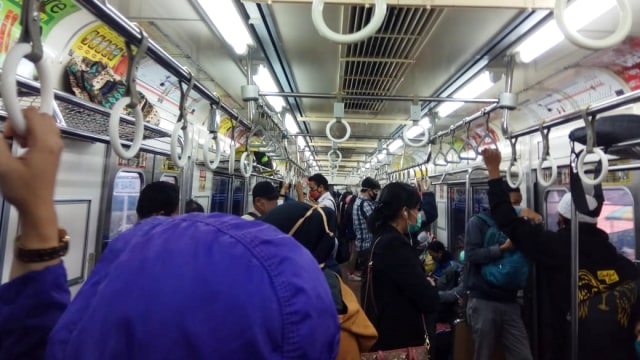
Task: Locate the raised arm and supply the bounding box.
[0,109,70,359]
[482,148,566,265]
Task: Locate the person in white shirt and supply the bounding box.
[307,173,336,211]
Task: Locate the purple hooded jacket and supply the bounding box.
[0,213,340,359]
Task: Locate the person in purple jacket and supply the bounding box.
[0,109,340,359]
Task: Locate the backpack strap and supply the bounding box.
[288,205,334,237]
[475,212,496,227]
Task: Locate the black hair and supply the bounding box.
[185,199,205,213]
[136,181,180,220]
[308,173,329,190]
[426,240,453,262]
[367,182,421,235]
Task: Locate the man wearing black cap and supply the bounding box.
[350,177,381,281]
[242,181,283,220]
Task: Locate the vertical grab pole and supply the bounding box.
[570,199,579,360]
[501,55,515,139]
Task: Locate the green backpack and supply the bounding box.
[476,213,529,289]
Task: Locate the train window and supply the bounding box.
[472,187,490,215]
[109,171,143,239]
[600,188,635,261]
[160,174,178,184]
[544,189,568,232]
[211,176,231,213]
[545,187,635,260]
[231,178,246,216]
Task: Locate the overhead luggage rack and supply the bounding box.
[0,76,171,142]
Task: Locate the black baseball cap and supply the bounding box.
[253,181,280,201]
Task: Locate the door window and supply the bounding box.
[109,171,143,239]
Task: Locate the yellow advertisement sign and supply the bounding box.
[71,23,127,69]
[161,158,180,173]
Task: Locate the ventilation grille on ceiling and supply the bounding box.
[341,6,438,113]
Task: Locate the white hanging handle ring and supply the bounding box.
[240,152,253,178]
[171,122,192,168]
[536,126,557,187]
[506,161,523,189]
[403,122,430,147]
[312,0,387,44]
[577,148,609,186]
[326,119,351,143]
[109,97,145,159]
[328,149,342,164]
[203,134,221,171]
[554,0,632,50]
[537,156,558,188]
[1,43,53,135]
[108,28,149,159]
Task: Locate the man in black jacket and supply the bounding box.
[482,148,640,360]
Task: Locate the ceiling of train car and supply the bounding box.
[103,0,640,178]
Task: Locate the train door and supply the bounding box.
[211,173,232,213]
[191,165,212,213]
[99,152,154,255]
[231,176,248,216]
[447,183,489,257]
[0,139,107,296]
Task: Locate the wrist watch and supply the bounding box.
[16,229,69,263]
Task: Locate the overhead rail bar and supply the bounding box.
[429,103,499,142]
[108,27,149,160]
[259,91,499,104]
[290,133,397,140]
[510,89,640,139]
[73,0,251,130]
[2,0,53,135]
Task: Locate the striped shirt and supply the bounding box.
[352,195,375,250]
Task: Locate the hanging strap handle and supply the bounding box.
[108,26,149,160]
[170,70,196,168]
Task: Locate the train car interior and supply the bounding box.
[0,0,639,358]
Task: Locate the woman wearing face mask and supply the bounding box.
[361,182,439,355]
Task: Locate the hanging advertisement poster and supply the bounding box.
[0,0,80,62]
[71,22,128,70]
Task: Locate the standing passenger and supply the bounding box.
[308,173,337,211]
[185,199,204,213]
[464,180,533,360]
[242,181,281,220]
[351,177,380,281]
[481,148,640,360]
[136,181,180,221]
[362,182,439,353]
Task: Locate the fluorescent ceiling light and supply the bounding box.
[365,163,371,169]
[437,71,494,118]
[515,0,617,63]
[388,138,403,152]
[284,113,299,134]
[297,136,307,149]
[377,153,386,161]
[196,0,254,55]
[253,65,286,112]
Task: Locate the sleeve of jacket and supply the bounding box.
[0,263,70,360]
[438,283,462,303]
[383,243,439,316]
[464,216,501,265]
[487,178,564,265]
[421,192,438,227]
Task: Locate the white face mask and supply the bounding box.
[277,199,284,206]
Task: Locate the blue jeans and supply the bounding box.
[325,257,342,277]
